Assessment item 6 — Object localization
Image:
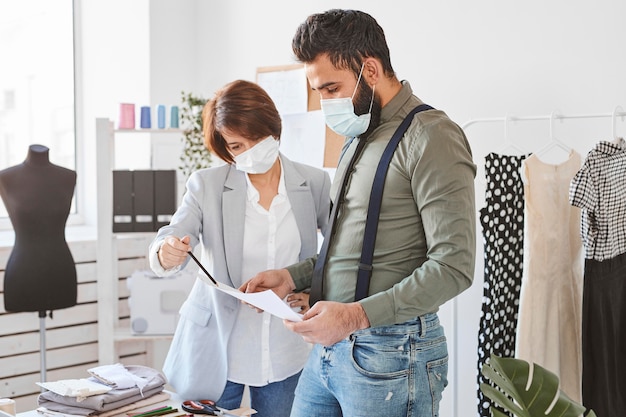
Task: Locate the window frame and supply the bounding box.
[0,0,83,231]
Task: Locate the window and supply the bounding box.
[0,0,76,224]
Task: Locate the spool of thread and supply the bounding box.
[170,106,179,128]
[0,398,16,416]
[140,106,151,129]
[118,103,135,129]
[157,105,166,129]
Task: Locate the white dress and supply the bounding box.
[515,150,583,403]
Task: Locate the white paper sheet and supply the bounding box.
[199,278,303,322]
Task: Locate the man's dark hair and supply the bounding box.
[292,9,395,78]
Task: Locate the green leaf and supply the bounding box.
[491,408,512,417]
[179,90,212,178]
[480,354,593,417]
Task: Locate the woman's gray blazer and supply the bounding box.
[148,154,330,400]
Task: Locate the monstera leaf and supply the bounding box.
[480,354,596,417]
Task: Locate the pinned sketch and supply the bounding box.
[257,66,308,115]
[279,110,326,167]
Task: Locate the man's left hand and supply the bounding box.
[284,301,370,346]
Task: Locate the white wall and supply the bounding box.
[77,1,626,415]
[191,0,626,119]
[79,0,151,227]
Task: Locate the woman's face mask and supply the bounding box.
[233,136,280,174]
[320,63,375,138]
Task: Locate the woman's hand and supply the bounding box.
[287,292,311,313]
[158,235,191,270]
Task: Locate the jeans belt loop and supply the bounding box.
[419,314,427,337]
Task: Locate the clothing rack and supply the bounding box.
[461,106,626,139]
[450,106,626,417]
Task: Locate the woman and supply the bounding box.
[148,80,330,417]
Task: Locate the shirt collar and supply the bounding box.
[379,80,423,125]
[595,137,626,155]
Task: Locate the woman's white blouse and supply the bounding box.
[227,161,311,386]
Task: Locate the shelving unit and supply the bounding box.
[95,118,183,364]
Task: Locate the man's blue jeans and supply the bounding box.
[290,313,448,417]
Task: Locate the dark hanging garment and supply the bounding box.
[477,152,528,417]
[570,138,626,416]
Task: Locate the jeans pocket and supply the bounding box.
[350,335,410,379]
[427,355,449,415]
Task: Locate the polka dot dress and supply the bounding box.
[477,152,527,417]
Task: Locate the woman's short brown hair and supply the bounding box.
[202,80,282,164]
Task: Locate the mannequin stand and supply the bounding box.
[39,311,47,386]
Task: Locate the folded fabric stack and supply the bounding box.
[37,364,168,417]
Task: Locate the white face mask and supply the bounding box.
[234,136,280,174]
[320,63,375,138]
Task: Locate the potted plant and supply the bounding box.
[480,354,596,417]
[179,91,212,178]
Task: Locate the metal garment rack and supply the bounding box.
[461,106,626,138]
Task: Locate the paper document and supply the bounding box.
[201,278,303,322]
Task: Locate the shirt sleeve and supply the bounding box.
[148,172,204,276]
[360,118,477,327]
[569,162,596,212]
[286,256,317,291]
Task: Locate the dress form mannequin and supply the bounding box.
[0,144,77,312]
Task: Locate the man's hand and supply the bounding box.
[284,301,370,346]
[239,268,296,300]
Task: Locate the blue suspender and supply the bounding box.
[355,104,434,301]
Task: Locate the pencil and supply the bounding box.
[188,251,218,285]
[128,406,170,416]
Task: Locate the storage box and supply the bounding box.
[127,269,196,335]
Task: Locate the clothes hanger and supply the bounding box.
[498,113,528,155]
[535,110,572,158]
[612,105,624,141]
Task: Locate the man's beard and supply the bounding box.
[353,81,382,140]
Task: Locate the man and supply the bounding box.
[241,9,476,417]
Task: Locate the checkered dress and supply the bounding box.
[569,138,626,261]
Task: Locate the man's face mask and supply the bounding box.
[320,63,375,138]
[233,136,280,174]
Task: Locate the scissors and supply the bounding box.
[181,400,219,415]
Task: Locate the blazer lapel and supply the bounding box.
[222,166,246,287]
[282,155,317,260]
